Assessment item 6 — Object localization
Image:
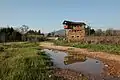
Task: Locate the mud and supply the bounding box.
[40,42,120,79]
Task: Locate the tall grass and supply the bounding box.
[53,40,120,55]
[72,43,120,54]
[0,42,63,80]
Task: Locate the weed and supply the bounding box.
[53,40,120,55]
[0,42,64,80]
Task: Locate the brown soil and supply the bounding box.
[40,42,120,62]
[54,68,88,80]
[101,59,120,77]
[40,42,120,77]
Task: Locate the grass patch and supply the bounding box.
[53,40,71,46]
[0,42,63,80]
[72,43,120,54]
[53,40,120,55]
[0,45,4,52]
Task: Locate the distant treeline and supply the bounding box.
[0,25,45,43]
[47,26,120,37]
[85,26,120,36]
[0,25,120,42]
[0,27,22,42]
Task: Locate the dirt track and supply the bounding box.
[40,42,120,77]
[40,42,120,62]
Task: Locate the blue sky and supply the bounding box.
[0,0,120,33]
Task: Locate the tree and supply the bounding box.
[90,29,95,35]
[11,31,17,41]
[20,25,29,34]
[85,26,95,36]
[105,28,114,36]
[51,31,55,37]
[47,33,51,37]
[85,26,91,35]
[19,25,29,41]
[0,27,22,42]
[35,30,37,34]
[95,29,103,36]
[38,30,41,34]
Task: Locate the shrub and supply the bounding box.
[0,45,4,52]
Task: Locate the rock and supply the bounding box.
[96,61,99,63]
[79,74,82,77]
[49,75,52,78]
[105,64,108,67]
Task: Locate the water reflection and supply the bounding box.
[64,52,87,65]
[44,49,104,75]
[43,49,120,80]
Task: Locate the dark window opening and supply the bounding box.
[72,30,76,32]
[72,36,74,38]
[77,36,79,37]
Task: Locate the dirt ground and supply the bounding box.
[54,68,88,80]
[40,42,120,77]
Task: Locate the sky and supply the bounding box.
[0,0,120,33]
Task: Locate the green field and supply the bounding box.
[0,42,63,80]
[53,40,120,55]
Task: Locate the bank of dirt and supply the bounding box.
[54,68,88,80]
[40,42,120,62]
[40,42,120,77]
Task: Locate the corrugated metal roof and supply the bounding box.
[63,20,86,25]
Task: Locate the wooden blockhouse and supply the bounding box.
[63,20,86,42]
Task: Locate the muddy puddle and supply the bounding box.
[44,49,120,80]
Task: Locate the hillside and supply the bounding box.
[54,29,65,36]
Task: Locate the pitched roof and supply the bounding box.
[63,20,86,26]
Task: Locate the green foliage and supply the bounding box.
[53,40,70,46]
[0,56,52,80]
[53,40,120,55]
[0,45,4,52]
[57,37,64,41]
[27,34,47,42]
[0,26,45,43]
[0,27,22,42]
[0,42,63,80]
[73,44,120,54]
[85,26,95,36]
[26,30,41,35]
